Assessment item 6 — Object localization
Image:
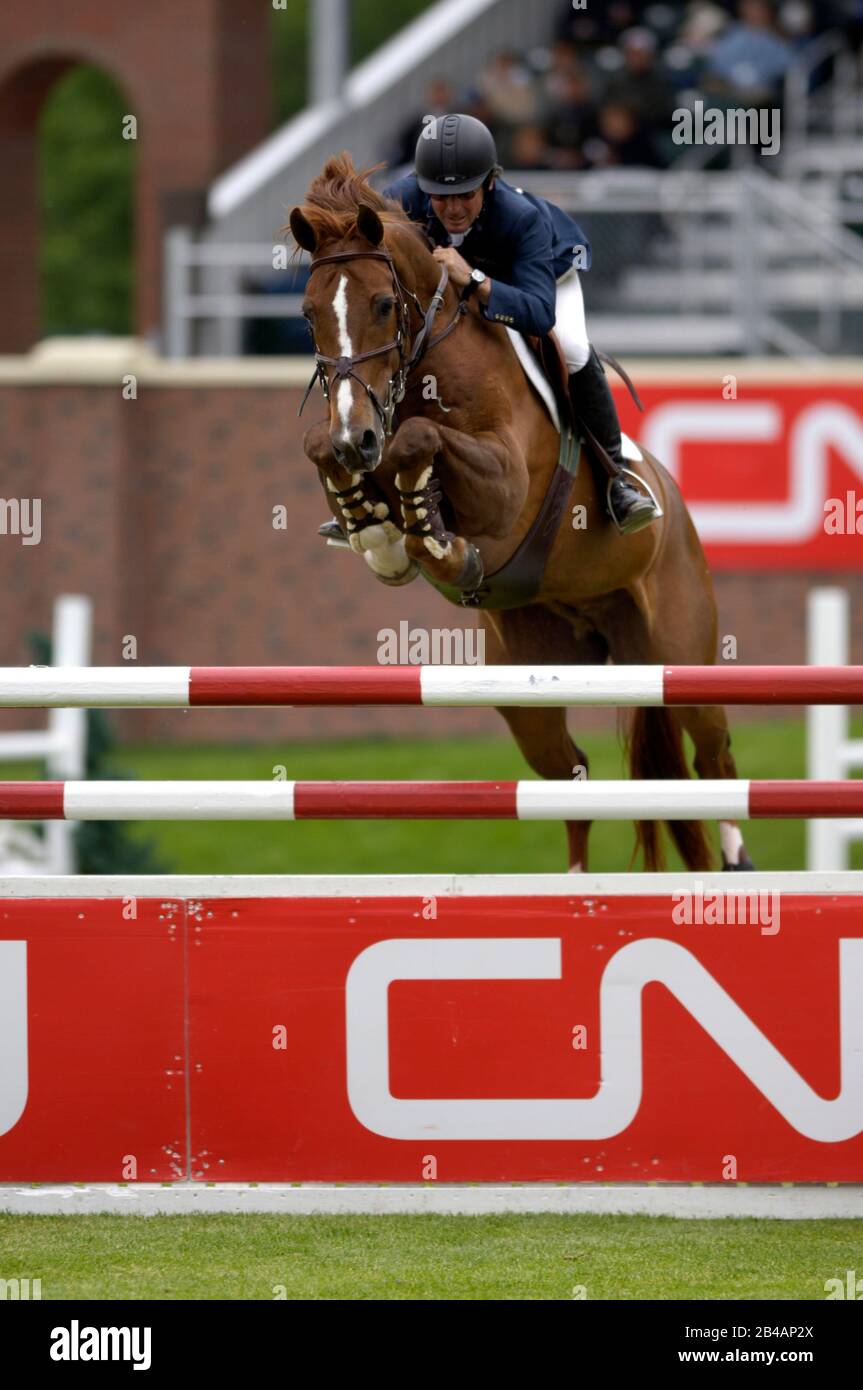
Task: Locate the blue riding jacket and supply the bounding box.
[383,172,591,339]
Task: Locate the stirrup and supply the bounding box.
[606,467,664,535]
[318,519,351,550]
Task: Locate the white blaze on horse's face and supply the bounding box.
[318,270,385,472]
[333,274,354,443]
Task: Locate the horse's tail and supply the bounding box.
[626,707,714,872]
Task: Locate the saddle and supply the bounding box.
[433,336,644,610]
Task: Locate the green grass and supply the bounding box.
[6,715,855,876]
[0,716,835,876]
[2,718,860,1301]
[1,1214,860,1300]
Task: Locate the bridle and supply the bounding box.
[298,245,470,436]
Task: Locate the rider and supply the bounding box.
[381,113,659,534]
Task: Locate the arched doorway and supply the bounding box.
[0,2,272,353]
[39,64,135,338]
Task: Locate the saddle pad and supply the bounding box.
[506,328,642,463]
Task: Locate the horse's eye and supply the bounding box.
[377,297,394,317]
[301,304,313,320]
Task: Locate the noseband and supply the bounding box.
[298,245,469,436]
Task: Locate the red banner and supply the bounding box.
[0,897,185,1182]
[615,380,863,569]
[2,887,862,1182]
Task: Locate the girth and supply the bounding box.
[424,427,580,611]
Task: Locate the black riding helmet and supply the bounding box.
[414,113,498,195]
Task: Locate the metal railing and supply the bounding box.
[163,229,309,358]
[784,30,863,143]
[164,167,863,360]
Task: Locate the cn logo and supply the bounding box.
[645,401,863,543]
[0,942,28,1137]
[345,938,863,1143]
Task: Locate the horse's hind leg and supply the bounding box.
[671,704,755,870]
[599,578,755,872]
[480,607,607,872]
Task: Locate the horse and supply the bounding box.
[288,154,753,874]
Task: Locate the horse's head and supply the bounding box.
[289,157,425,473]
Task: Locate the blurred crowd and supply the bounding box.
[386,0,863,173]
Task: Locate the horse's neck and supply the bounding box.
[390,232,458,320]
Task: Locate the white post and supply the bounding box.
[805,587,863,870]
[311,0,349,105]
[163,226,192,359]
[44,597,93,875]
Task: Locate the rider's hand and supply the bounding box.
[432,246,473,287]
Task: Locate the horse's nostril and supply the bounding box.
[360,430,379,460]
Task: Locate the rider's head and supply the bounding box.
[414,114,500,237]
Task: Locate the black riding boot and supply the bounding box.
[570,347,660,534]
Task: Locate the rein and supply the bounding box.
[298,245,470,435]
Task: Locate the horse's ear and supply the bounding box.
[289,207,317,252]
[357,203,384,246]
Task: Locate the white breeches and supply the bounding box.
[554,269,590,373]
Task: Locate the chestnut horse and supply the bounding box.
[289,156,752,873]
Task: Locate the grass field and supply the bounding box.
[1,718,861,1301]
[3,1213,862,1301]
[47,715,863,875]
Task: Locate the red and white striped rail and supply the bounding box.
[2,780,863,820]
[0,664,862,708]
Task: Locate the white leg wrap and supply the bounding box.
[363,537,416,581]
[720,822,745,865]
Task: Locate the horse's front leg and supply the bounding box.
[389,418,524,590]
[303,420,418,586]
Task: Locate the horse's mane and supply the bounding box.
[286,153,428,249]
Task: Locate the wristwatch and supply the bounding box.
[470,268,487,287]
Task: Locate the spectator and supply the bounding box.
[386,77,456,170]
[557,0,641,47]
[543,62,596,168]
[475,49,539,124]
[676,3,731,54]
[603,28,676,134]
[703,0,792,101]
[585,102,665,167]
[778,0,817,48]
[538,38,587,112]
[508,124,553,170]
[474,49,539,161]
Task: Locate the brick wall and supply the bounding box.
[0,0,271,349]
[1,347,862,747]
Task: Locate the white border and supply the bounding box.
[2,1183,861,1218]
[1,871,862,898]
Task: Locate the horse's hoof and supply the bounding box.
[722,854,756,871]
[372,561,420,586]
